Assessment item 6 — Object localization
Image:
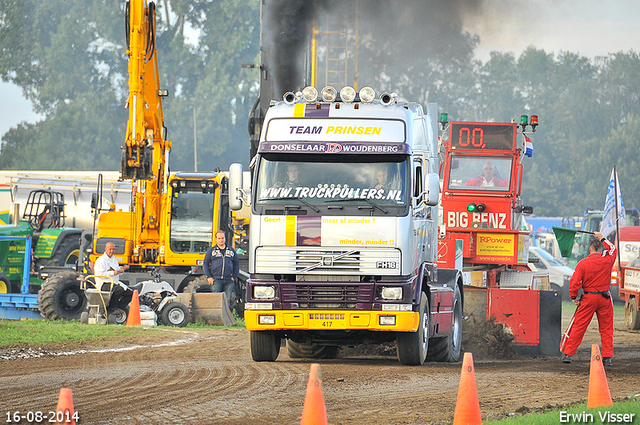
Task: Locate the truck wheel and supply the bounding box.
[427,285,462,362]
[250,330,281,362]
[0,273,10,293]
[396,291,429,365]
[38,236,80,268]
[37,270,86,321]
[286,340,339,359]
[624,296,640,330]
[160,302,190,327]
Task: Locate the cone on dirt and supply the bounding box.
[587,344,613,408]
[126,289,141,326]
[453,352,482,425]
[54,388,76,425]
[300,363,328,425]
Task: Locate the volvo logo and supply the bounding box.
[322,256,333,266]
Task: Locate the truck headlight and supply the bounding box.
[381,287,402,300]
[253,285,276,300]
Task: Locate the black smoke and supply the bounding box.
[262,0,485,99]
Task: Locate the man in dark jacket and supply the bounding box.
[203,230,239,306]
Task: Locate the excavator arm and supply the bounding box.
[122,0,170,184]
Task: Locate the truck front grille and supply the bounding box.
[281,283,373,305]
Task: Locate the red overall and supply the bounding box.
[562,239,616,357]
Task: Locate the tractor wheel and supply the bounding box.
[427,285,462,362]
[624,296,640,330]
[37,270,86,321]
[0,273,10,294]
[250,331,281,362]
[396,291,429,365]
[160,302,190,327]
[108,307,129,325]
[286,340,338,359]
[38,236,80,268]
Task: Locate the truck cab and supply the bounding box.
[231,86,463,365]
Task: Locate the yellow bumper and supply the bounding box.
[245,309,419,332]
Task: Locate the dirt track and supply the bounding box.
[1,308,639,425]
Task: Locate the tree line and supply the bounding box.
[1,0,639,217]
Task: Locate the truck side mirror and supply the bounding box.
[90,193,98,210]
[424,173,440,206]
[229,163,246,211]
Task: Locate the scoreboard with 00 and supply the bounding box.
[449,123,516,152]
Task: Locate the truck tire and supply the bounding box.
[37,270,86,321]
[0,273,10,293]
[38,237,80,268]
[427,285,462,362]
[160,302,190,327]
[286,340,339,359]
[624,296,640,330]
[396,291,429,365]
[250,330,281,362]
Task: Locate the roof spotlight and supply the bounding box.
[283,92,296,105]
[302,86,318,102]
[340,86,356,103]
[359,86,376,103]
[321,86,337,102]
[380,92,397,106]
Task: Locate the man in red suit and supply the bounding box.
[562,231,616,366]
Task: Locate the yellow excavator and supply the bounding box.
[37,0,239,324]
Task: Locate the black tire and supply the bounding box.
[625,296,640,330]
[37,270,86,321]
[180,275,209,293]
[160,302,190,327]
[37,236,80,269]
[250,331,281,362]
[108,307,128,325]
[397,291,429,365]
[0,273,10,294]
[231,278,246,319]
[427,285,462,362]
[286,340,339,359]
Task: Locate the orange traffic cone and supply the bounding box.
[300,363,328,425]
[453,352,482,425]
[126,289,141,326]
[587,344,613,408]
[54,388,76,425]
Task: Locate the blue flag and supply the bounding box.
[600,168,626,238]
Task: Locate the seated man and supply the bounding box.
[464,162,508,188]
[93,242,133,311]
[276,163,301,188]
[372,168,391,190]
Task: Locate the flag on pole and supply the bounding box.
[524,135,533,157]
[600,168,626,238]
[552,226,578,258]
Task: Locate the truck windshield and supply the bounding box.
[169,191,213,253]
[447,155,512,192]
[255,154,408,208]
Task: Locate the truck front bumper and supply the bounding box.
[245,309,419,332]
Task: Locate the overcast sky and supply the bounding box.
[1,0,639,139]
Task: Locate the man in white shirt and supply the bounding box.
[94,242,132,310]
